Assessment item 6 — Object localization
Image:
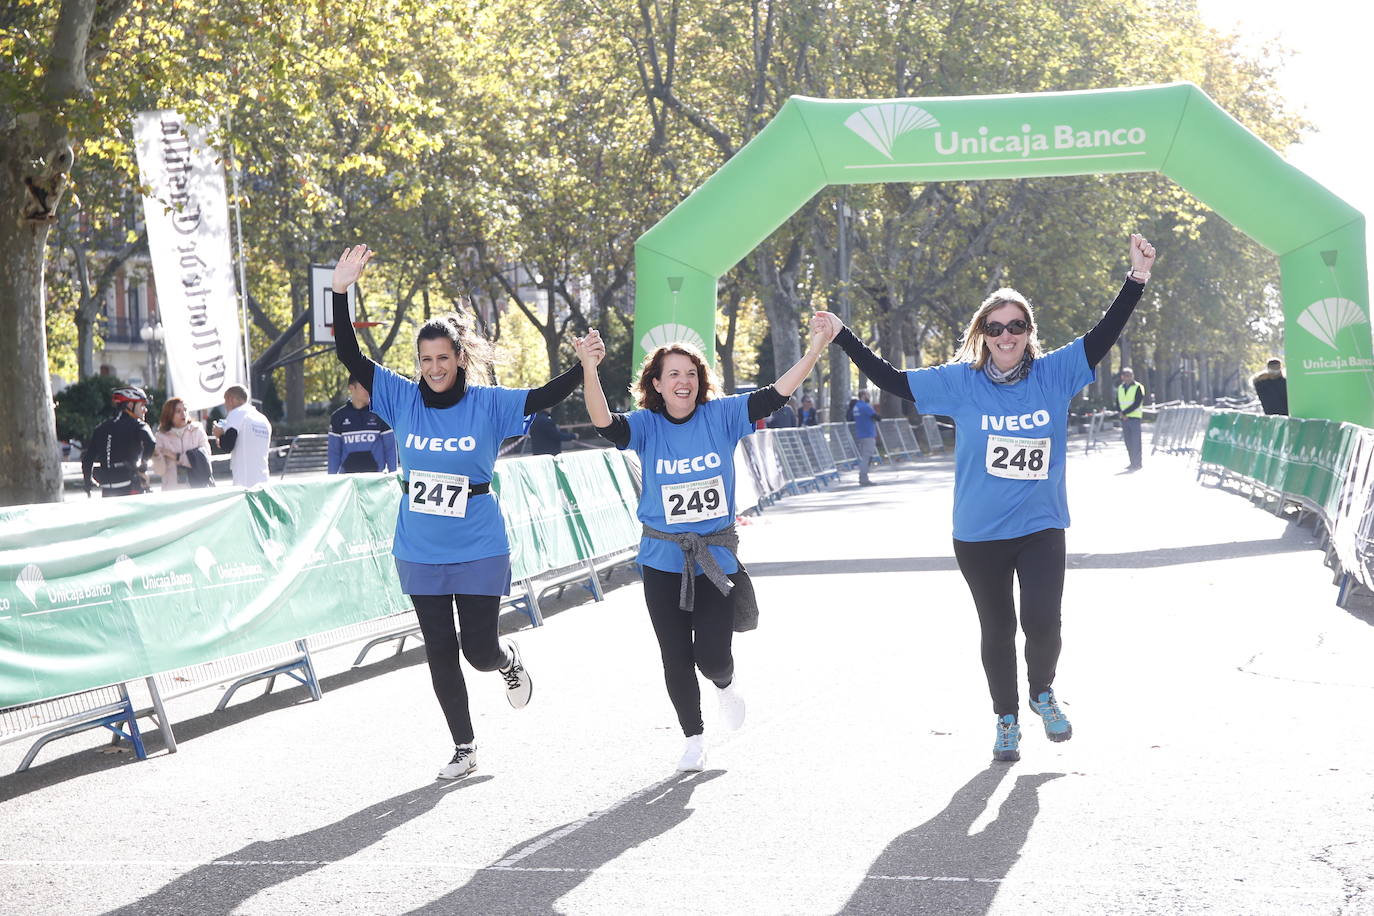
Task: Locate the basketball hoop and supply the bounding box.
[329,321,382,337]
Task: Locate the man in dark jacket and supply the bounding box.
[1253,358,1289,416]
[328,376,398,473]
[82,386,157,497]
[528,410,576,455]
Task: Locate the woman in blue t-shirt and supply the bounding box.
[331,245,600,780]
[577,317,835,771]
[822,233,1156,762]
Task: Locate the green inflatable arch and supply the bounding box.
[632,82,1372,426]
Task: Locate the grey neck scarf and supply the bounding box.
[983,352,1033,385]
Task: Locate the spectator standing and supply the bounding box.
[1253,358,1289,416]
[852,388,879,487]
[528,410,576,455]
[798,395,818,426]
[767,396,799,428]
[214,385,273,487]
[82,386,157,497]
[153,397,213,491]
[329,376,399,473]
[1116,367,1145,471]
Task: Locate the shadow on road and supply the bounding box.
[99,776,492,916]
[403,769,724,915]
[839,765,1063,916]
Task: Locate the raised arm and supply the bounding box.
[745,314,834,422]
[817,312,915,401]
[523,364,582,414]
[1084,233,1156,368]
[330,245,379,392]
[576,330,630,447]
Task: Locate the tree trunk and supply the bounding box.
[0,145,65,505]
[755,247,801,382]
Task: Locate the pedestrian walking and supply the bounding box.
[331,244,594,780]
[822,233,1156,762]
[577,316,834,771]
[852,389,879,486]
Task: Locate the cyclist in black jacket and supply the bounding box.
[82,387,157,497]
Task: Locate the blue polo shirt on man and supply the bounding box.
[906,337,1093,542]
[368,365,527,564]
[852,400,878,439]
[622,395,755,575]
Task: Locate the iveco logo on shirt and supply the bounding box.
[981,410,1051,431]
[405,433,477,452]
[656,452,723,475]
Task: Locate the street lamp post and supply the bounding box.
[140,321,165,392]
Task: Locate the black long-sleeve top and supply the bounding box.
[332,290,580,414]
[834,278,1146,402]
[594,386,789,448]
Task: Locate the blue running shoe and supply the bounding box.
[1029,689,1073,742]
[993,714,1020,762]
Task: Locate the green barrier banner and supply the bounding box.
[494,456,585,582]
[0,476,409,708]
[1201,413,1238,468]
[554,451,640,560]
[635,83,1370,426]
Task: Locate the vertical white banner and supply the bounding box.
[133,111,245,411]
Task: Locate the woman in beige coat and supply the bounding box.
[153,397,212,491]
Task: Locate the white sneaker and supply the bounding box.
[716,680,746,731]
[499,637,532,709]
[677,734,707,772]
[438,743,477,780]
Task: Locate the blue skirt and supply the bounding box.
[395,554,513,597]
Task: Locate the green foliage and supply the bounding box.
[53,375,126,443]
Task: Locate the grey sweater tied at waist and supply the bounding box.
[640,523,738,612]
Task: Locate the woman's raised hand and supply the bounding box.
[574,328,606,368]
[332,245,374,293]
[1129,234,1156,275]
[810,311,842,347]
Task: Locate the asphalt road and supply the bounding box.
[3,433,1372,915]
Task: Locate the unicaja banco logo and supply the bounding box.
[1297,298,1367,351]
[845,104,940,159]
[640,323,707,355]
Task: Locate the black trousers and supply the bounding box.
[952,528,1066,717]
[410,594,509,746]
[642,566,736,737]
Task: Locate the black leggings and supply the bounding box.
[951,528,1066,717]
[410,594,510,746]
[642,566,736,738]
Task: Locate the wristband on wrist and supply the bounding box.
[1127,269,1150,283]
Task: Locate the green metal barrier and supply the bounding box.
[2,451,646,711]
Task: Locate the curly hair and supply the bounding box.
[953,288,1044,370]
[634,343,717,412]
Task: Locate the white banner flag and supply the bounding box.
[133,111,244,411]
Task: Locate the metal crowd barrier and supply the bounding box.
[918,415,946,454]
[820,422,859,470]
[1181,409,1374,610]
[877,419,919,462]
[1084,409,1110,453]
[770,428,821,493]
[1151,403,1215,456]
[800,427,841,486]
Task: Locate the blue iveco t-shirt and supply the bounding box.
[368,366,528,564]
[906,337,1094,542]
[622,395,755,575]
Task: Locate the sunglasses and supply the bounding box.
[983,319,1030,338]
